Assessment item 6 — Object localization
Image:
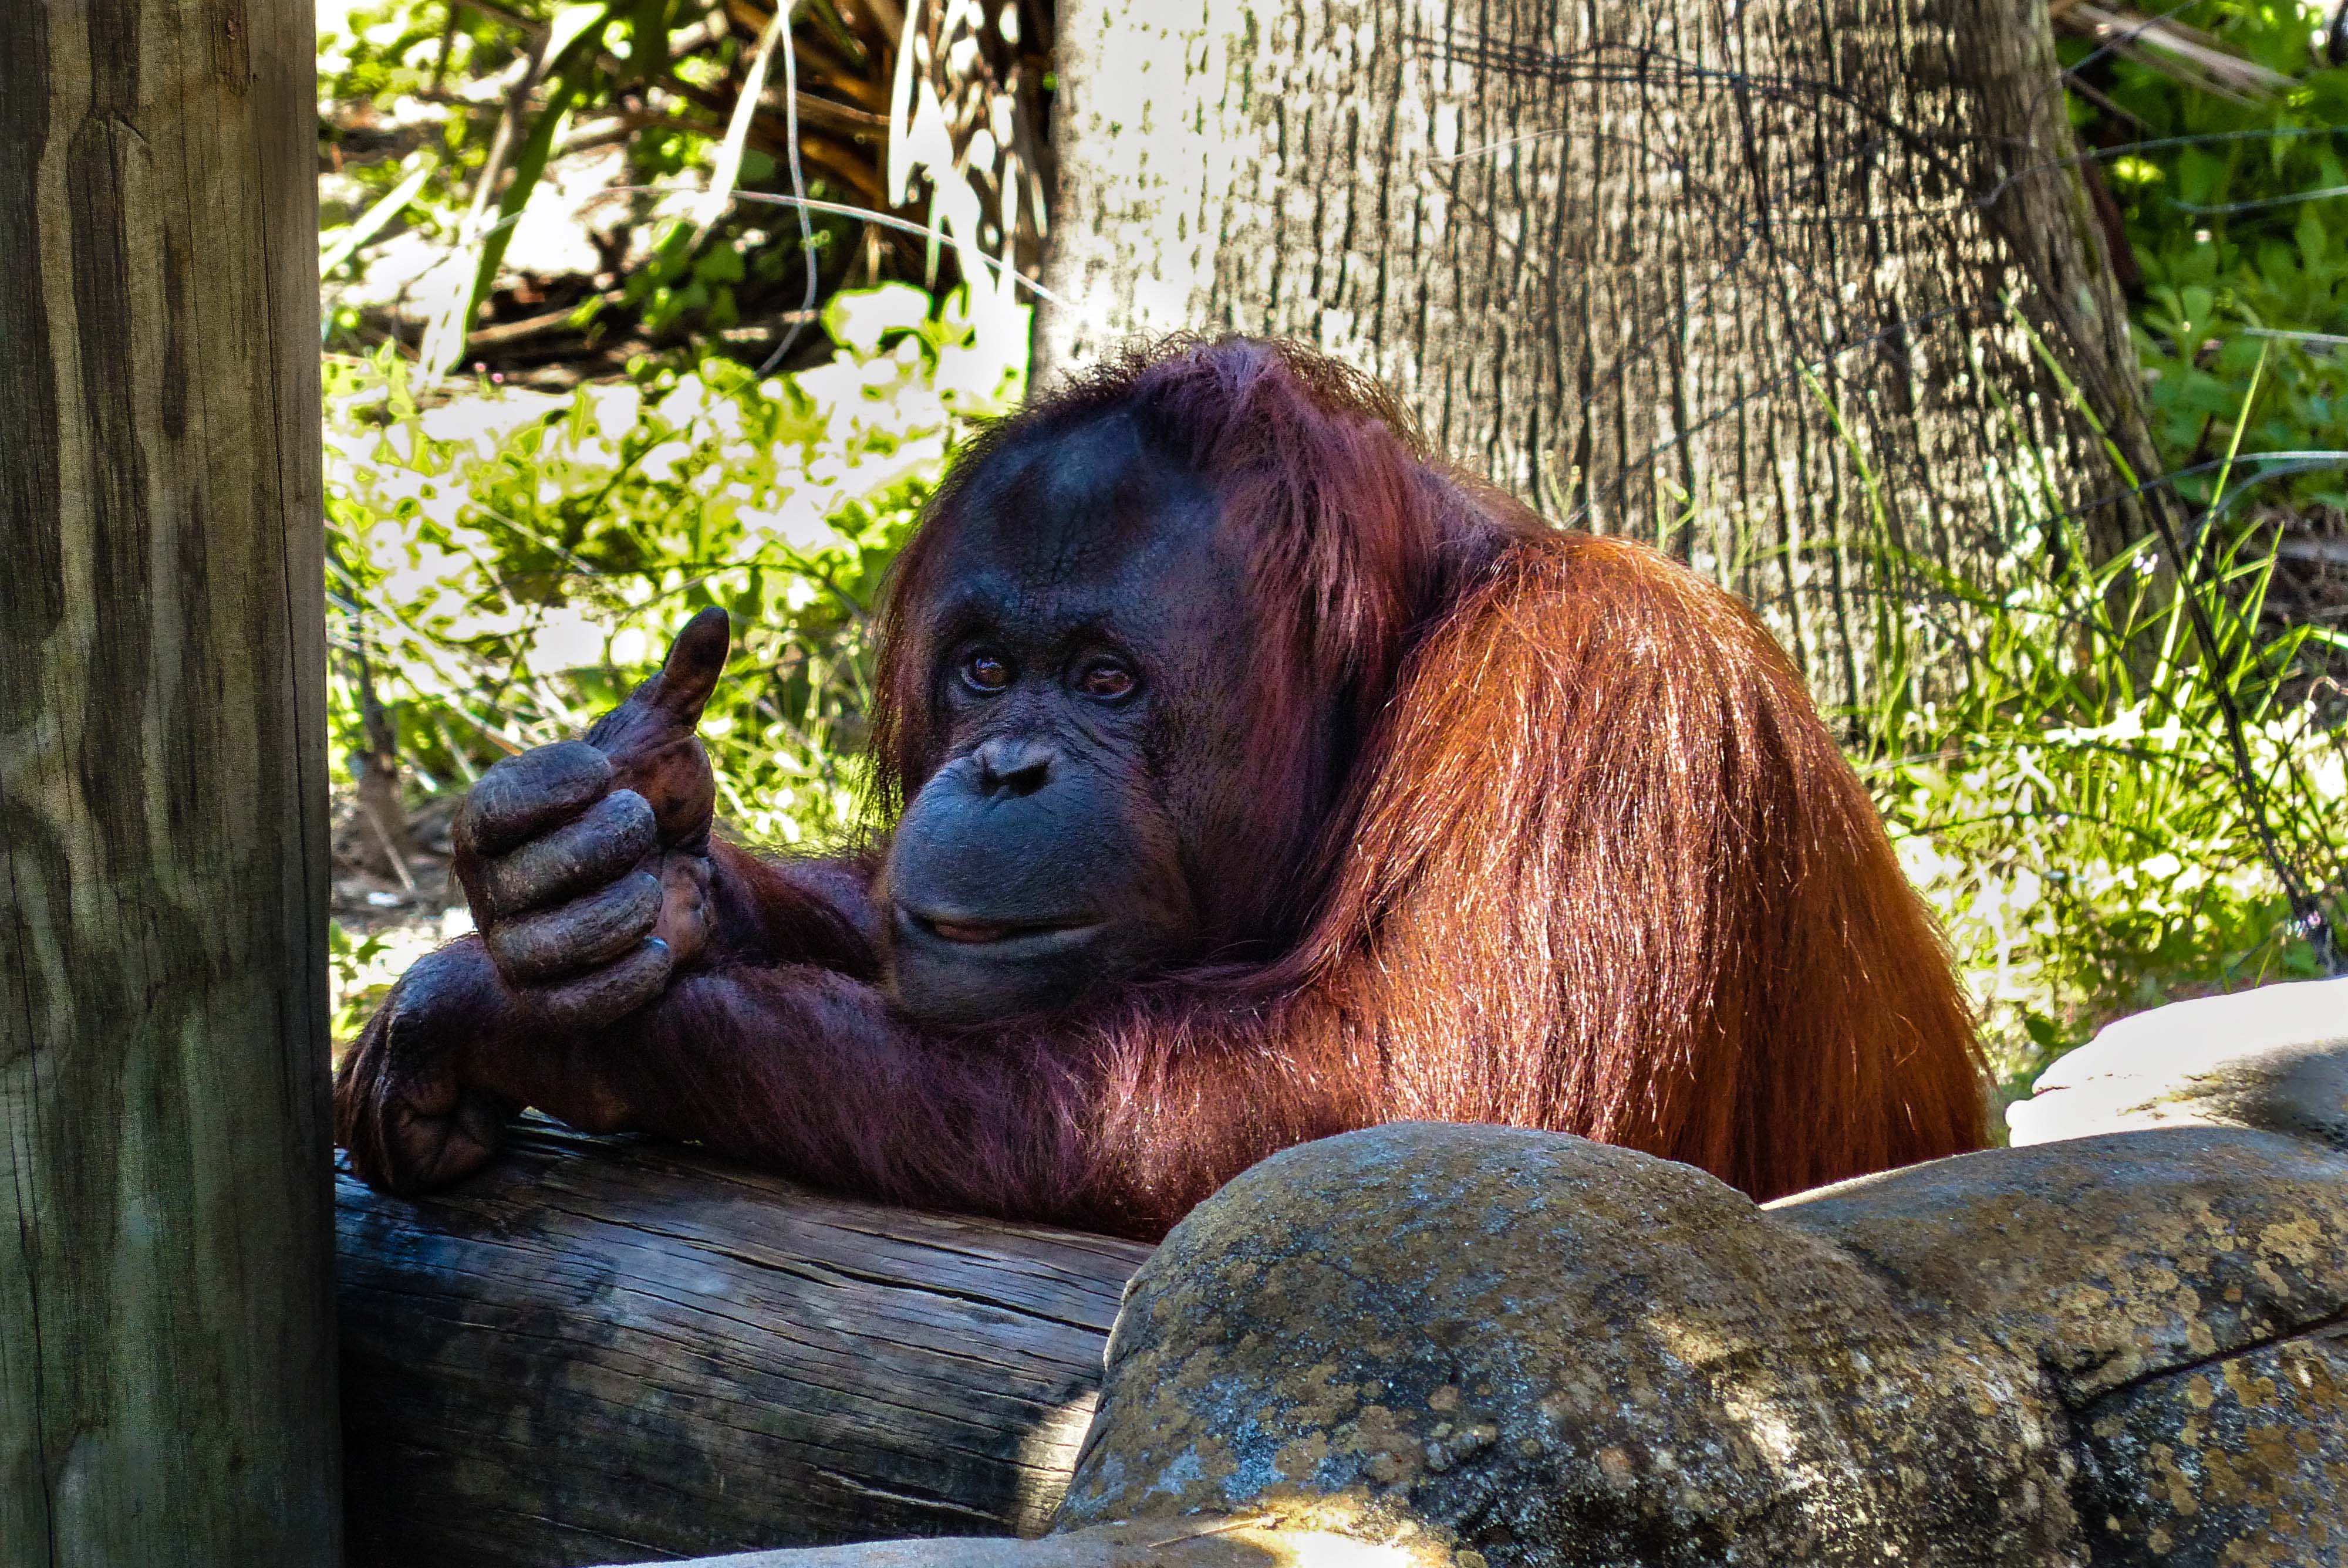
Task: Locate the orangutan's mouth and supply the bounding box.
[898,905,1101,951]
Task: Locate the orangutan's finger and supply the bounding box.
[641,606,730,726]
[458,741,613,860]
[471,789,656,919]
[485,871,663,984]
[528,937,674,1030]
[583,607,731,766]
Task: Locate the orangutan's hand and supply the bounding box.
[452,607,731,1028]
[335,936,518,1192]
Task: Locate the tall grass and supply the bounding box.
[1825,347,2348,1104]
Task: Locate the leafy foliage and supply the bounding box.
[1895,0,2348,1096]
[329,918,397,1043]
[2066,1,2348,509]
[1865,513,2346,1103]
[326,283,1027,853]
[316,0,1047,379]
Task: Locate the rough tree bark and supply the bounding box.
[0,0,340,1562]
[1038,0,2165,705]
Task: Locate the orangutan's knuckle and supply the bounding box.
[606,939,674,1008]
[605,787,655,833]
[576,790,659,866]
[528,937,668,1028]
[477,793,657,914]
[497,874,662,981]
[533,992,597,1032]
[464,741,610,854]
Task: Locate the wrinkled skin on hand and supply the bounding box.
[458,604,730,1020]
[453,596,718,1019]
[337,607,732,1189]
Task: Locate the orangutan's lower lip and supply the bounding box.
[928,919,1010,944]
[898,906,1101,951]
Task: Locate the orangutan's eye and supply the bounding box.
[1077,659,1137,701]
[961,651,1013,693]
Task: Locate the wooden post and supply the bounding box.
[0,1,340,1563]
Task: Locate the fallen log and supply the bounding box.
[335,1121,1152,1568]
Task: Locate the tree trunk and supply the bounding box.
[0,1,340,1562]
[1037,0,2165,706]
[336,1123,1150,1568]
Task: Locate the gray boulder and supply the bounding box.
[2006,975,2348,1153]
[633,1121,2348,1568]
[1060,1123,2348,1567]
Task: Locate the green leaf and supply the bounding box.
[2298,203,2329,269]
[694,244,745,285]
[465,13,612,321]
[542,2,611,66]
[2176,147,2225,208]
[624,0,669,80]
[320,160,435,278]
[465,58,596,319]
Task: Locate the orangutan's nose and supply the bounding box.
[971,738,1054,799]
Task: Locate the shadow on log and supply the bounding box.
[335,1120,1152,1568]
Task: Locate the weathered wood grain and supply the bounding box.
[337,1123,1153,1568]
[0,1,338,1562]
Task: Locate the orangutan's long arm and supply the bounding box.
[699,839,886,972]
[614,968,1376,1237]
[337,923,1368,1239]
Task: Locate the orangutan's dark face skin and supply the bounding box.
[878,414,1259,1028]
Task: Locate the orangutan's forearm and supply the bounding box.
[701,840,886,974]
[507,968,1335,1237]
[578,965,1100,1220]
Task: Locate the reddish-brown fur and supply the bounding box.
[336,339,1988,1239]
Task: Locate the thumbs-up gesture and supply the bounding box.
[451,607,731,1028]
